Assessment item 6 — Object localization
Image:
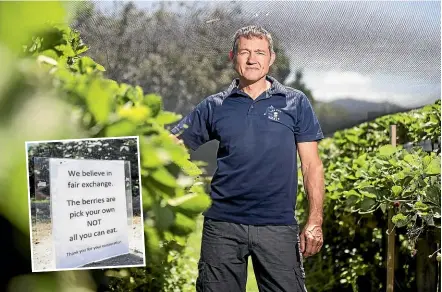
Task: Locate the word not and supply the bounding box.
[68,170,112,177]
[69,228,118,242]
[67,181,112,188]
[87,219,102,226]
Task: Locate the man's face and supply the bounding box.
[231,36,275,83]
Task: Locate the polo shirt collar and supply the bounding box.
[225,75,287,98]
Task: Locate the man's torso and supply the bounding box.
[202,82,301,225]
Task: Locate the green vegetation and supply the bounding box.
[1,2,210,291]
[298,100,441,291]
[28,23,211,290]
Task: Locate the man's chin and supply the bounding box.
[241,74,265,83]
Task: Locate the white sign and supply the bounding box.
[49,158,130,269]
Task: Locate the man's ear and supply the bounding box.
[270,52,276,67]
[229,50,234,61]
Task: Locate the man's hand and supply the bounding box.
[299,220,323,258]
[169,134,184,146]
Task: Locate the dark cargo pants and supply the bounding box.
[196,217,307,292]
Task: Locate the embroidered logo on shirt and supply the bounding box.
[264,105,282,121]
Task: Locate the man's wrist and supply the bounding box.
[306,215,323,226]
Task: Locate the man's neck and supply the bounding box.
[238,76,271,100]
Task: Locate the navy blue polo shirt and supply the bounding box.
[171,76,324,225]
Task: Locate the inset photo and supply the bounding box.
[26,136,145,272]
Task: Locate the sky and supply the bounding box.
[92,0,440,108]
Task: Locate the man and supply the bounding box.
[170,25,325,292]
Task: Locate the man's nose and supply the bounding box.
[247,52,257,64]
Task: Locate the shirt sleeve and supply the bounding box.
[294,93,324,143]
[170,98,212,151]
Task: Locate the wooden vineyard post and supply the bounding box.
[387,125,397,292]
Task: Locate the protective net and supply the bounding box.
[67,1,440,112]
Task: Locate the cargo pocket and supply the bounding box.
[196,261,223,292]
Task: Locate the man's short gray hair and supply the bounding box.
[232,25,274,55]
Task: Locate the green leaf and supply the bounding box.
[77,56,105,73]
[168,193,211,216]
[0,2,66,52]
[346,134,359,144]
[172,234,187,246]
[105,120,137,137]
[95,63,105,72]
[354,153,368,168]
[392,213,408,227]
[355,169,367,178]
[345,195,359,209]
[144,94,163,117]
[359,189,377,199]
[391,186,402,197]
[425,185,441,206]
[144,226,164,263]
[86,79,113,124]
[38,49,60,60]
[27,27,65,55]
[170,212,197,236]
[394,171,406,181]
[403,154,417,166]
[378,145,397,157]
[425,157,441,175]
[145,176,176,198]
[414,201,428,211]
[343,190,360,197]
[140,144,169,168]
[142,188,153,209]
[54,44,76,57]
[168,193,199,207]
[155,111,182,126]
[118,104,151,124]
[360,198,377,212]
[150,166,177,188]
[388,158,398,167]
[422,156,432,168]
[153,204,175,231]
[355,180,372,189]
[176,159,203,177]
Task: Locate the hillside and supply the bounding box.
[330,98,409,119]
[316,98,410,136]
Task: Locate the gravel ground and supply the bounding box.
[32,216,145,271]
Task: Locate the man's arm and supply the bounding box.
[297,141,325,258]
[169,98,212,150]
